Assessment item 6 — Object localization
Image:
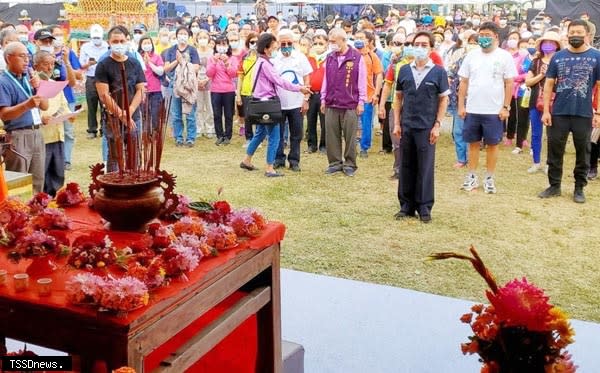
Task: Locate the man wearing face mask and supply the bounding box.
[392,31,449,223]
[131,24,146,49]
[538,20,600,203]
[94,26,145,172]
[15,25,36,56]
[155,28,171,55]
[354,30,383,159]
[497,17,509,44]
[321,28,367,177]
[79,24,108,140]
[38,26,81,171]
[458,22,517,194]
[272,29,313,172]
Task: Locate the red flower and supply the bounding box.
[213,200,231,216]
[486,278,552,332]
[460,313,473,324]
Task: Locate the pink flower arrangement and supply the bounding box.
[0,198,30,246]
[55,182,86,207]
[127,259,166,289]
[205,224,238,251]
[228,209,266,237]
[9,230,64,262]
[162,193,191,220]
[66,273,149,312]
[172,216,206,237]
[162,243,201,277]
[27,192,52,214]
[147,223,175,249]
[30,208,71,230]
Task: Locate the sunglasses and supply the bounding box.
[280,42,293,47]
[404,42,413,46]
[249,40,257,45]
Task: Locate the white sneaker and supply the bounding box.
[511,147,522,154]
[242,141,249,148]
[483,176,497,194]
[527,164,541,174]
[461,174,479,191]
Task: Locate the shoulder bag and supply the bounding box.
[245,60,284,126]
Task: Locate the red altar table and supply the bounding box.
[0,205,285,373]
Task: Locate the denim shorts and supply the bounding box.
[463,113,503,145]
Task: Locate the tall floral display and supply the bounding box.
[64,0,158,32]
[429,246,577,373]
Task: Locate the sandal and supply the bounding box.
[240,162,258,171]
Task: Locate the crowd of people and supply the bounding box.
[0,7,599,223]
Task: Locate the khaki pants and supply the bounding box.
[5,128,45,193]
[325,107,358,169]
[196,90,215,136]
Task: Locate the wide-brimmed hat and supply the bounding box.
[535,31,562,51]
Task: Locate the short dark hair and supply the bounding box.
[479,21,499,36]
[107,26,127,39]
[176,26,190,37]
[257,32,276,55]
[413,31,435,48]
[569,19,591,33]
[213,35,232,56]
[244,31,259,49]
[363,30,376,45]
[137,35,154,54]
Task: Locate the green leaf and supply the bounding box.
[189,201,214,213]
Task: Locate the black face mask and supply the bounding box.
[568,36,585,48]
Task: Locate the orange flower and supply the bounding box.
[471,304,484,313]
[460,313,473,324]
[548,307,575,348]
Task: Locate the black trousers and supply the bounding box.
[211,92,235,140]
[306,93,326,151]
[591,142,599,170]
[506,96,529,147]
[547,115,592,188]
[276,108,303,167]
[86,77,100,135]
[382,101,393,152]
[398,127,435,217]
[44,141,64,197]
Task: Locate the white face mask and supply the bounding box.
[191,27,200,34]
[506,39,518,49]
[40,45,54,53]
[329,43,340,52]
[198,39,209,47]
[111,43,128,56]
[142,44,152,52]
[133,34,142,43]
[53,37,64,48]
[92,37,103,46]
[217,46,228,54]
[177,35,188,45]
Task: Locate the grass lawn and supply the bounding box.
[66,115,600,322]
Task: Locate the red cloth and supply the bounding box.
[308,55,326,92]
[0,204,285,371]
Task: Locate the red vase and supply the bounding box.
[26,256,57,277]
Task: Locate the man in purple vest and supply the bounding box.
[320,28,367,177]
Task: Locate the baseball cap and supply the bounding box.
[34,28,55,41]
[133,24,146,32]
[90,24,103,38]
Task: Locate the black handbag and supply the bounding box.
[245,61,283,125]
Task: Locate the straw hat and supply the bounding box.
[535,31,562,51]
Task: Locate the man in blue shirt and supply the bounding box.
[539,19,600,203]
[392,32,449,223]
[0,42,49,193]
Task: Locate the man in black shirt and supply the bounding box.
[94,26,145,172]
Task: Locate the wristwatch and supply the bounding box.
[503,105,511,110]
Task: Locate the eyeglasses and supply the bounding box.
[280,42,293,47]
[404,42,413,46]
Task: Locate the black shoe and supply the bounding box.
[538,186,561,198]
[325,166,342,174]
[64,162,72,171]
[359,150,368,159]
[389,172,399,180]
[290,164,301,172]
[222,138,231,145]
[264,171,284,177]
[588,168,598,180]
[319,147,326,154]
[419,215,432,224]
[215,137,223,146]
[305,147,317,154]
[240,162,258,171]
[343,167,355,177]
[573,187,586,203]
[394,211,415,220]
[273,163,285,170]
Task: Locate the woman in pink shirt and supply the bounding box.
[207,36,239,145]
[138,36,164,130]
[239,33,311,177]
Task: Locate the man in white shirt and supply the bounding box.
[272,29,313,172]
[458,22,517,194]
[399,12,416,35]
[79,24,108,139]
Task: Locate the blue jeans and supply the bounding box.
[449,108,467,164]
[360,102,374,151]
[276,108,303,167]
[63,102,76,165]
[530,108,543,164]
[148,91,163,131]
[171,95,197,144]
[247,124,280,165]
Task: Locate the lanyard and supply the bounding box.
[5,71,33,98]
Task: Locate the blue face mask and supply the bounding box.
[413,47,428,61]
[281,46,293,55]
[354,40,365,49]
[527,47,537,55]
[478,36,493,49]
[403,46,415,58]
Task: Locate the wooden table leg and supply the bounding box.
[255,244,282,373]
